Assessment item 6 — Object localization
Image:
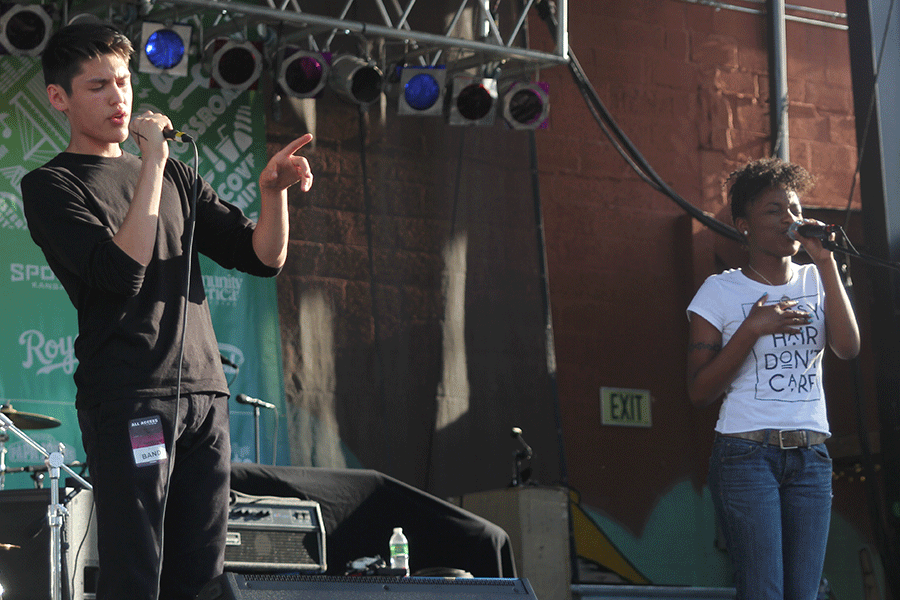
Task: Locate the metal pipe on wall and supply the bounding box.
[769,0,789,160]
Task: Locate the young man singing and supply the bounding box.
[21,22,313,600]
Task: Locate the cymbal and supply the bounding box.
[0,404,61,430]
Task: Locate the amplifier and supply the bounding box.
[198,572,539,600]
[225,491,326,573]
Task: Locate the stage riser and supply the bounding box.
[198,572,540,600]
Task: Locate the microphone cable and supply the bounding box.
[154,131,200,599]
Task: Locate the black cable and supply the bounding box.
[357,105,390,472]
[154,137,200,599]
[534,0,743,243]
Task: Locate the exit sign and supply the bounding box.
[600,387,652,428]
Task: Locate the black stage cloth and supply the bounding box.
[230,463,516,578]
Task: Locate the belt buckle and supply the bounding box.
[777,429,800,450]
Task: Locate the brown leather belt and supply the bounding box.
[721,429,828,449]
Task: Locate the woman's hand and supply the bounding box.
[743,293,812,337]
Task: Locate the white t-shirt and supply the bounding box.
[686,263,829,435]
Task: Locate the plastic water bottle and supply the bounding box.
[389,527,409,576]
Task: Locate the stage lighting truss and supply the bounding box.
[448,76,497,127]
[0,4,52,57]
[397,66,446,116]
[329,54,384,106]
[277,47,330,99]
[139,21,192,77]
[502,81,550,130]
[209,39,263,91]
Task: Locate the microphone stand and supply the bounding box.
[822,229,900,273]
[509,427,534,487]
[235,395,275,463]
[253,404,261,463]
[0,412,92,600]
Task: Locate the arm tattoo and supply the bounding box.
[688,341,721,353]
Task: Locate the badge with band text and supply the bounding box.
[129,415,168,467]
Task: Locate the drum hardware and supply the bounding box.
[0,408,91,600]
[0,403,63,490]
[2,461,87,489]
[1,404,62,429]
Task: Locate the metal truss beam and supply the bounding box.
[133,0,568,75]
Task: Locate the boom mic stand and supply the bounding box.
[509,427,534,487]
[0,412,92,600]
[235,394,275,463]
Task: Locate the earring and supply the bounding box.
[743,231,748,236]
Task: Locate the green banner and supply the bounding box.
[0,55,287,490]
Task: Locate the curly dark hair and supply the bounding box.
[725,157,815,224]
[42,22,133,95]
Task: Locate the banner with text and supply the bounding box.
[0,55,288,489]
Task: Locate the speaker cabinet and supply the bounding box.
[225,492,325,573]
[0,488,98,600]
[198,572,539,600]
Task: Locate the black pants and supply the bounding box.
[78,393,231,600]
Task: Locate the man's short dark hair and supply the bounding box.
[42,22,133,94]
[725,157,816,223]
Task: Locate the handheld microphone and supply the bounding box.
[163,128,195,143]
[235,394,276,410]
[788,220,834,241]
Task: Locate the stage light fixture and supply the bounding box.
[277,47,330,98]
[398,66,446,116]
[448,76,497,126]
[502,82,550,130]
[329,55,384,106]
[0,4,52,56]
[209,39,263,91]
[139,22,191,77]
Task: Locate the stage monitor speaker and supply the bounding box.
[0,487,98,600]
[197,572,539,600]
[225,491,326,573]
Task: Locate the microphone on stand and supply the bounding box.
[788,220,836,241]
[509,427,534,487]
[235,394,275,410]
[511,427,533,460]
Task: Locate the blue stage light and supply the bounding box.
[405,73,440,110]
[139,22,191,77]
[398,66,446,116]
[146,29,184,69]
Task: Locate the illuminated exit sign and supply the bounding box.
[600,387,652,428]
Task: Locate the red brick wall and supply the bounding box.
[269,0,872,551]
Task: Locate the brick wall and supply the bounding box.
[267,0,872,574]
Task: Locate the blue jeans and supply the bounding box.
[708,434,832,600]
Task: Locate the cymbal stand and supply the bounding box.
[0,428,7,491]
[0,412,92,600]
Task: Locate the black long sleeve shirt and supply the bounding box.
[21,151,279,409]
